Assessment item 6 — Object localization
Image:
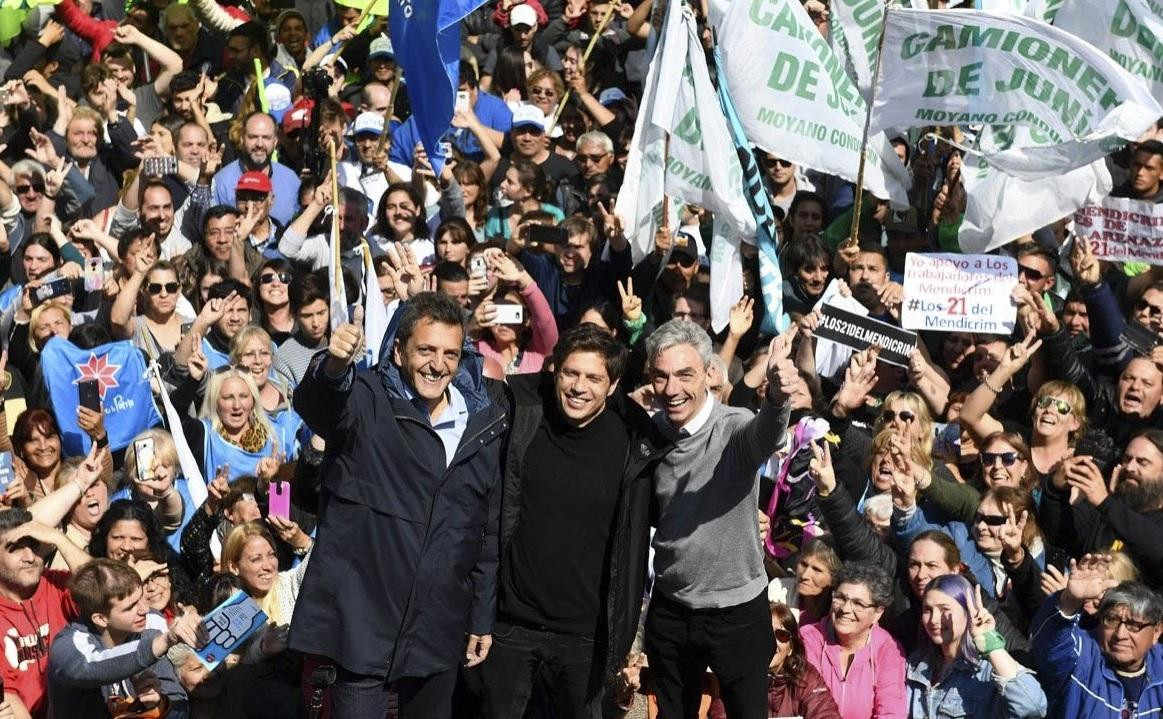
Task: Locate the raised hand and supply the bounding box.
[1040,563,1069,597]
[1061,553,1118,613]
[187,346,208,381]
[1070,236,1101,287]
[968,584,998,648]
[808,440,836,495]
[833,346,880,416]
[616,278,642,324]
[765,325,801,404]
[998,501,1028,564]
[727,297,754,340]
[1065,455,1109,507]
[997,333,1042,376]
[888,438,918,509]
[327,324,365,373]
[593,200,624,242]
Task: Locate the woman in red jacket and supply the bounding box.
[767,602,843,719]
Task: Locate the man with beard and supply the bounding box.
[845,243,903,321]
[212,112,301,225]
[1041,430,1163,588]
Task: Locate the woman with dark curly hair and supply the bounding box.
[89,499,194,605]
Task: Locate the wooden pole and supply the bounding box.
[844,1,892,250]
[547,4,618,134]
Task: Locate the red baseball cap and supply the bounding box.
[282,98,314,134]
[236,171,272,194]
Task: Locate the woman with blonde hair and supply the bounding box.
[229,326,302,459]
[873,391,935,456]
[171,367,282,484]
[221,521,313,627]
[960,332,1086,482]
[114,428,197,551]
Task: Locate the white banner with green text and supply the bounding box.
[871,9,1162,178]
[715,0,912,207]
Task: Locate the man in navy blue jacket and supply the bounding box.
[289,292,508,718]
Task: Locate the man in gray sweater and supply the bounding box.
[47,558,206,718]
[643,318,797,719]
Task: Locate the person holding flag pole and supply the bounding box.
[546,3,618,136]
[328,138,350,332]
[838,0,892,264]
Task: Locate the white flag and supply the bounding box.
[362,244,391,367]
[958,132,1113,253]
[871,9,1162,178]
[616,0,755,264]
[1052,0,1163,99]
[714,0,912,207]
[329,209,349,330]
[149,363,207,507]
[708,217,744,334]
[831,0,926,99]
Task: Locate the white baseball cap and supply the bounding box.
[511,103,546,132]
[510,3,538,28]
[352,111,385,137]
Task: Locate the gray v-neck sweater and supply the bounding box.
[652,397,791,609]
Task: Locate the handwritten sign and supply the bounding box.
[902,253,1017,334]
[1075,197,1163,265]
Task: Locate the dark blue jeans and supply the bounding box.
[476,620,603,719]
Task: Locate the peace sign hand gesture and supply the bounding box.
[968,584,998,648]
[997,332,1042,377]
[595,200,624,242]
[998,501,1028,564]
[616,278,641,323]
[808,440,836,495]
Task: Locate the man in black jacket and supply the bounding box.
[289,293,508,719]
[1040,429,1163,587]
[475,323,669,718]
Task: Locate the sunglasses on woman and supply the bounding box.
[882,409,916,424]
[1035,396,1071,414]
[774,628,792,643]
[973,512,1008,527]
[146,282,179,295]
[981,451,1020,467]
[259,272,291,285]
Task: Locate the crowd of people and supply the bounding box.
[0,0,1154,717]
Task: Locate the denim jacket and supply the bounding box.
[906,651,1048,719]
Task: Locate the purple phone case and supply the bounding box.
[268,482,291,520]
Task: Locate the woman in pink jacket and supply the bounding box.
[800,561,908,719]
[474,250,559,378]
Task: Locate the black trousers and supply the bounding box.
[475,620,603,719]
[644,590,773,719]
[329,665,457,719]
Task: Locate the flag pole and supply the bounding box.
[547,3,618,135]
[374,74,402,157]
[845,1,892,249]
[329,138,344,308]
